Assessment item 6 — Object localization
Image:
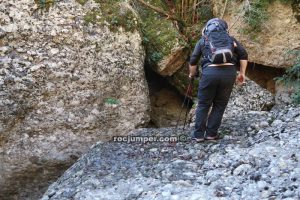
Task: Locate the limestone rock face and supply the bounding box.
[157,47,190,76]
[212,0,300,68]
[0,0,150,198]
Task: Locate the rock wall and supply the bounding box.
[212,0,300,68]
[0,0,150,198]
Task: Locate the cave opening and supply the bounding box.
[144,65,193,128]
[246,62,286,94]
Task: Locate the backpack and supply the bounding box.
[203,18,234,64]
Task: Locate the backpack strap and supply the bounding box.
[204,35,208,42]
[199,36,211,60]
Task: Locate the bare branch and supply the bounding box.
[220,0,228,19]
[135,0,182,22]
[228,0,248,31]
[185,0,206,13]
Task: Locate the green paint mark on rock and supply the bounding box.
[105,98,119,105]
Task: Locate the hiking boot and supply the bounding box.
[191,132,205,142]
[192,137,205,142]
[205,134,220,141]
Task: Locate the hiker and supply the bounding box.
[189,18,248,142]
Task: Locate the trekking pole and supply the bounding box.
[174,77,194,133]
[182,80,194,130]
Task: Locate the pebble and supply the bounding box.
[257,180,267,189]
[259,121,269,128]
[161,191,171,197]
[233,164,252,176]
[272,119,283,127]
[150,148,158,152]
[50,48,59,55]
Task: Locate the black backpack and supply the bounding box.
[203,18,234,64]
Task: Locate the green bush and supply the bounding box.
[275,50,300,104]
[242,0,298,34]
[243,0,270,33]
[150,51,163,63]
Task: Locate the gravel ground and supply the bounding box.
[42,103,300,200]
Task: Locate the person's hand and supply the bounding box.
[189,65,197,80]
[236,73,245,86]
[189,73,195,80]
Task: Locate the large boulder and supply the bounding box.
[167,65,199,97]
[135,0,189,76]
[0,0,150,198]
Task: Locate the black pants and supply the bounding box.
[193,66,236,138]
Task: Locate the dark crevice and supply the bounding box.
[0,160,75,200]
[292,0,300,22]
[145,65,175,98]
[144,65,193,127]
[246,62,286,94]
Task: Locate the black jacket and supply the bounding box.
[189,36,248,68]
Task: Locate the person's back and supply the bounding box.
[189,18,248,142]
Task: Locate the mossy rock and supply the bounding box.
[76,0,89,5]
[83,0,139,32]
[136,0,188,66]
[167,64,199,97]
